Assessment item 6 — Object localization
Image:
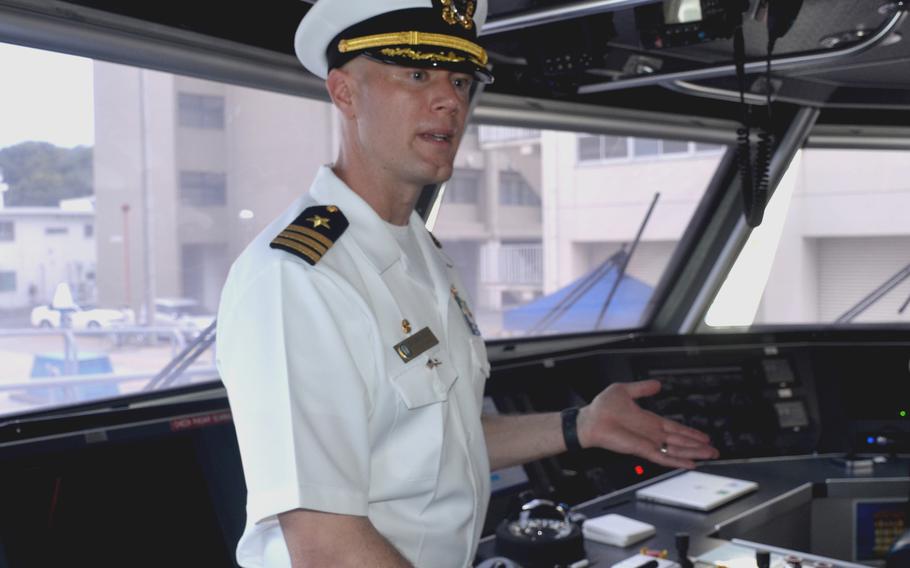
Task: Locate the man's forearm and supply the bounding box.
[280,509,412,568]
[482,412,566,471]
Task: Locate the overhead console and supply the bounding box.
[480,0,910,115]
[635,0,742,50]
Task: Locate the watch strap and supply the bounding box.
[561,406,583,453]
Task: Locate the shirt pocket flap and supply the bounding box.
[390,355,458,410]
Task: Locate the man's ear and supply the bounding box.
[326,68,356,120]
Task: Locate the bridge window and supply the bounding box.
[434,127,725,339]
[707,148,910,327]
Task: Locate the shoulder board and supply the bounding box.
[429,231,443,249]
[270,205,348,266]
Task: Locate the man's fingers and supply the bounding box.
[661,418,712,443]
[641,443,697,470]
[660,443,718,460]
[665,431,713,448]
[657,455,698,469]
[621,379,662,400]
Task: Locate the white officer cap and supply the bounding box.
[295,0,493,83]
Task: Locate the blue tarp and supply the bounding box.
[504,265,653,334]
[29,351,117,403]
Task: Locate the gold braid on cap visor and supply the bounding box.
[338,31,488,67]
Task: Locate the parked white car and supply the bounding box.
[30,304,134,330]
[153,298,215,340]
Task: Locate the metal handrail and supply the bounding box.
[481,0,660,36]
[0,367,218,391]
[0,326,188,337]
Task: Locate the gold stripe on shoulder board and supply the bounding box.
[270,205,348,266]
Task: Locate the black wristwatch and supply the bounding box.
[561,407,583,453]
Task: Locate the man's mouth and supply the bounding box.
[420,131,454,143]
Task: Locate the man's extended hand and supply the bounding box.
[576,379,720,469]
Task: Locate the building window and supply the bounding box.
[445,169,482,204]
[577,135,602,161]
[662,139,689,155]
[634,138,660,158]
[0,271,15,292]
[603,136,629,159]
[499,171,541,206]
[578,135,629,162]
[695,142,724,153]
[578,135,715,162]
[84,224,94,238]
[45,226,68,235]
[177,92,225,129]
[478,126,541,144]
[0,221,13,241]
[180,171,227,206]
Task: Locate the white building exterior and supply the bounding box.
[92,63,334,316]
[755,149,910,325]
[0,206,96,309]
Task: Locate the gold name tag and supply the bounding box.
[393,327,439,363]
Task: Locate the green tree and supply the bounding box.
[0,141,93,206]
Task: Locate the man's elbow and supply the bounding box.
[278,509,411,567]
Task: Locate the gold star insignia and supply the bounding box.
[307,215,331,229]
[402,319,412,334]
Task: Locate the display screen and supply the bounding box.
[855,499,907,561]
[664,0,703,24]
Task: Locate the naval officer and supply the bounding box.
[216,0,719,566]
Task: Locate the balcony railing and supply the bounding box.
[478,126,541,145]
[481,244,543,285]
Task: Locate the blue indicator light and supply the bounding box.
[867,436,875,444]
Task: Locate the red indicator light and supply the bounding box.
[634,465,645,476]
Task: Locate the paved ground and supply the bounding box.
[0,323,217,418]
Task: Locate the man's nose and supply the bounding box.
[431,77,465,114]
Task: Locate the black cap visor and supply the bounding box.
[360,48,494,84]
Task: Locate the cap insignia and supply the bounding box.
[441,0,476,30]
[270,205,348,266]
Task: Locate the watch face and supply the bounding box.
[508,517,574,540]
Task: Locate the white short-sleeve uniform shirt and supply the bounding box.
[217,166,491,567]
